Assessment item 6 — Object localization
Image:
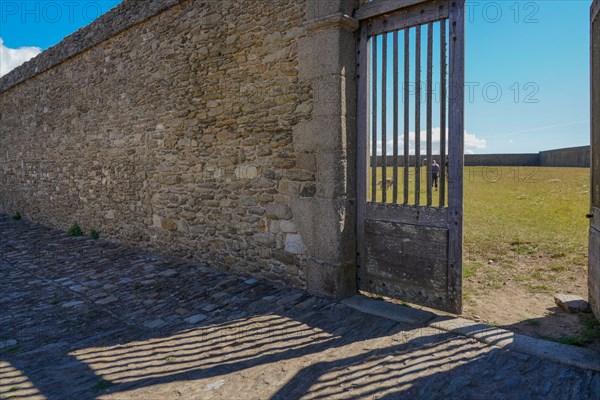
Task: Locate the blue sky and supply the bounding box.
[0,0,593,154]
[465,0,591,153]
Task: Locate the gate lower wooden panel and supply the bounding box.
[365,204,449,309]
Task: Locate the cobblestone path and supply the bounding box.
[1,215,599,399]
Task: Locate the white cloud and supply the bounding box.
[375,128,486,155]
[465,132,486,150]
[0,38,41,78]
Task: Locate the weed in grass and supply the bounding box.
[550,264,568,272]
[546,273,560,282]
[527,284,551,293]
[93,380,113,392]
[90,230,100,240]
[463,291,474,303]
[543,318,600,347]
[550,252,566,259]
[510,244,537,255]
[530,271,542,280]
[68,224,83,236]
[11,211,21,220]
[165,356,177,363]
[582,315,600,341]
[50,299,60,305]
[464,261,483,279]
[8,387,20,392]
[5,345,20,354]
[551,336,588,347]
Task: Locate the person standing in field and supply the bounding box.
[432,159,440,190]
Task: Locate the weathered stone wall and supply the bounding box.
[0,0,359,296]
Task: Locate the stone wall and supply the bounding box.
[0,0,360,297]
[465,153,540,167]
[539,146,590,168]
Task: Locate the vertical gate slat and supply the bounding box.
[440,19,447,206]
[415,25,421,206]
[382,34,388,203]
[357,26,370,280]
[403,28,410,205]
[371,35,378,202]
[426,22,433,206]
[448,0,465,314]
[393,31,399,204]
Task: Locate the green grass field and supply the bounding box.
[369,166,590,294]
[463,166,589,280]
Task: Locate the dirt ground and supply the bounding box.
[462,253,600,352]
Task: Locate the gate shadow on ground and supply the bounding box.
[0,214,596,399]
[0,296,410,399]
[0,214,413,400]
[270,333,495,400]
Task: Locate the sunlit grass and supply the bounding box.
[463,166,589,269]
[368,166,590,296]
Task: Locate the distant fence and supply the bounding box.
[374,146,590,168]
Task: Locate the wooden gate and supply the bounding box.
[590,0,600,320]
[356,0,465,313]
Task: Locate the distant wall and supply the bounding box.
[539,146,590,168]
[465,153,539,167]
[374,146,590,168]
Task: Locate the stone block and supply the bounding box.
[161,218,177,231]
[184,313,208,324]
[278,179,301,196]
[554,294,591,313]
[316,151,355,199]
[296,152,317,172]
[144,319,166,329]
[290,197,356,264]
[298,27,357,81]
[285,233,305,255]
[266,203,292,219]
[312,74,345,118]
[285,169,314,182]
[305,260,356,299]
[305,0,358,21]
[293,116,344,153]
[279,220,297,233]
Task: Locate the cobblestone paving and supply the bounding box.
[1,215,599,399]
